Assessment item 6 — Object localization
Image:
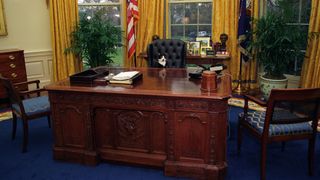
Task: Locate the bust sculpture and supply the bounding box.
[219,33,228,51]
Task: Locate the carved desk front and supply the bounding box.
[46,67,232,180]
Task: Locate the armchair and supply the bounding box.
[147,39,186,68]
[0,76,51,153]
[237,88,320,180]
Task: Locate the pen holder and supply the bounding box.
[201,71,217,92]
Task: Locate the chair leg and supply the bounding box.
[22,119,29,153]
[11,113,17,140]
[237,119,243,155]
[260,142,267,180]
[308,137,316,176]
[47,115,51,128]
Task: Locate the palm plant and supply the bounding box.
[250,12,302,79]
[65,9,123,68]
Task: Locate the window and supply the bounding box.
[169,0,212,41]
[267,0,312,76]
[78,0,123,66]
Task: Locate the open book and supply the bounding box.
[109,71,142,85]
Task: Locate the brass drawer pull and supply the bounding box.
[9,55,15,60]
[11,73,18,78]
[10,63,16,68]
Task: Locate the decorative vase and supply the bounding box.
[259,75,288,99]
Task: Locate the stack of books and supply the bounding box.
[109,71,142,85]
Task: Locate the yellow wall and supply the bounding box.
[0,0,51,51]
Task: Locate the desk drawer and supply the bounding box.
[0,49,27,99]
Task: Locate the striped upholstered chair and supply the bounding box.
[0,76,51,153]
[237,88,320,180]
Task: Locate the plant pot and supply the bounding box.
[259,75,288,99]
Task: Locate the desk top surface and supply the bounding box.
[46,67,232,100]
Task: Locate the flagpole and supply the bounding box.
[234,0,248,94]
[134,52,137,67]
[233,54,246,94]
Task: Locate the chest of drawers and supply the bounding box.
[0,49,28,99]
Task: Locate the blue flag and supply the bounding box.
[238,0,251,62]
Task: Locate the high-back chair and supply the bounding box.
[0,76,51,153]
[147,39,186,68]
[237,88,320,180]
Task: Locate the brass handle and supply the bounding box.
[11,73,17,78]
[9,55,15,60]
[10,63,16,68]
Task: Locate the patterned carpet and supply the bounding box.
[0,109,12,122]
[228,97,266,111]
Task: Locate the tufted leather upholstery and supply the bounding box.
[147,39,186,68]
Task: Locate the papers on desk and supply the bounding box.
[109,71,142,85]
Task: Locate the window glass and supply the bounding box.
[78,0,123,67]
[169,0,212,41]
[267,0,311,76]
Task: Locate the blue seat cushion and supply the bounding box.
[12,96,50,116]
[239,110,313,136]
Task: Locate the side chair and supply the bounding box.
[0,76,51,153]
[237,88,320,180]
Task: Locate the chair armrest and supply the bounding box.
[14,80,40,90]
[19,88,46,98]
[244,94,267,107]
[14,80,40,87]
[242,94,267,115]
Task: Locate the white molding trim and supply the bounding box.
[23,50,53,88]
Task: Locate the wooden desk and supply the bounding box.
[138,52,230,66]
[46,67,232,179]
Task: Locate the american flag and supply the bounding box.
[127,0,139,59]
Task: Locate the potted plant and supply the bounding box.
[250,11,302,98]
[65,9,123,68]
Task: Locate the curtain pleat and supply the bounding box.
[301,0,320,88]
[212,0,259,90]
[124,0,164,67]
[49,0,82,82]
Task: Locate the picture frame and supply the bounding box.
[201,47,212,56]
[0,0,7,36]
[196,37,211,48]
[189,41,201,55]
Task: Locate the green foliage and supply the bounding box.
[250,1,304,79]
[65,9,123,68]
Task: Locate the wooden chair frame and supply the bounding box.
[237,88,320,180]
[0,76,51,153]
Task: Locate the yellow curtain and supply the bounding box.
[49,0,82,82]
[300,0,320,88]
[124,0,164,67]
[212,0,259,90]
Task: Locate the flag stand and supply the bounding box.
[233,54,246,94]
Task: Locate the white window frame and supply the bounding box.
[78,0,125,66]
[168,0,213,40]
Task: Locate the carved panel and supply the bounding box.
[150,112,167,154]
[175,99,208,111]
[51,92,167,109]
[175,112,208,161]
[209,100,229,112]
[116,110,146,149]
[54,104,88,148]
[94,108,114,149]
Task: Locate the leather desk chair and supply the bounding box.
[147,39,186,68]
[0,76,51,153]
[237,88,320,180]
